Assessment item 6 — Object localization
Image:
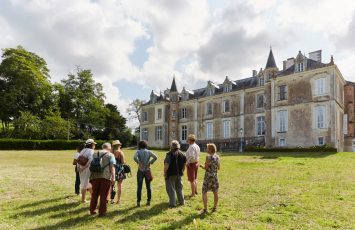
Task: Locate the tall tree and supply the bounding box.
[0,46,53,130]
[60,67,107,137]
[127,99,144,123]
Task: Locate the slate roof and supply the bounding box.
[170,77,177,92]
[265,49,277,69]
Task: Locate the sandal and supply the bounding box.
[202,209,208,214]
[110,200,115,204]
[212,207,217,212]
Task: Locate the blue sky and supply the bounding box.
[0,0,355,127]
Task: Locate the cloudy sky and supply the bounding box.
[1,0,355,127]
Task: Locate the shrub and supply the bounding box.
[0,139,107,150]
[244,145,337,152]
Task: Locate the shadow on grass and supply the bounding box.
[162,213,205,230]
[219,151,336,159]
[14,202,81,218]
[18,195,71,209]
[115,202,170,223]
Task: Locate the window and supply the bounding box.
[182,93,189,101]
[181,108,187,119]
[298,62,304,72]
[142,112,148,122]
[223,120,231,138]
[316,105,326,129]
[277,110,288,132]
[278,85,288,101]
[206,122,213,139]
[224,84,232,93]
[257,94,265,108]
[172,110,177,118]
[315,78,326,95]
[181,125,187,141]
[206,103,213,115]
[207,88,214,96]
[279,138,286,147]
[171,95,177,102]
[222,100,230,113]
[142,128,148,141]
[259,77,264,86]
[257,116,265,136]
[318,137,324,145]
[157,109,162,120]
[155,126,162,140]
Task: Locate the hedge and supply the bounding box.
[0,139,108,150]
[244,145,337,152]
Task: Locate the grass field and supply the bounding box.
[0,150,354,230]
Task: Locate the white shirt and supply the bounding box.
[186,143,200,164]
[73,152,80,160]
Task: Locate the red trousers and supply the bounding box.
[90,178,111,215]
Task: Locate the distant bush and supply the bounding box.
[244,145,337,152]
[0,139,107,150]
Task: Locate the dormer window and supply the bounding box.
[259,77,264,86]
[298,62,304,72]
[207,87,214,96]
[223,84,232,93]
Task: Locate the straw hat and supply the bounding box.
[112,140,122,146]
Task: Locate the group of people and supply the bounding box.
[72,134,221,217]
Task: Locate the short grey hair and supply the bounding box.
[170,140,180,150]
[102,142,111,150]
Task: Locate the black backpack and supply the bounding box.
[89,151,110,173]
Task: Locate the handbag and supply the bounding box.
[145,169,153,182]
[77,155,89,166]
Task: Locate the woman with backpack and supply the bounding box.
[77,139,96,203]
[110,140,126,205]
[133,140,157,207]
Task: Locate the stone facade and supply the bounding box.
[140,49,353,151]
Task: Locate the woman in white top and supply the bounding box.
[73,144,85,195]
[77,139,96,203]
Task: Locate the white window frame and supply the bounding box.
[224,84,232,93]
[277,110,288,132]
[317,137,324,145]
[256,94,265,108]
[181,125,187,141]
[142,128,148,141]
[298,62,304,72]
[315,77,326,96]
[222,100,230,113]
[142,112,148,122]
[155,126,162,141]
[279,138,286,147]
[172,110,177,118]
[181,108,187,119]
[256,116,265,136]
[259,77,264,86]
[206,122,213,139]
[278,85,288,101]
[223,120,231,138]
[207,88,214,96]
[157,108,162,120]
[206,103,213,115]
[315,105,326,129]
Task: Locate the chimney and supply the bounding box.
[309,50,322,62]
[283,61,286,70]
[284,58,295,70]
[252,70,257,77]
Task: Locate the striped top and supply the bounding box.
[133,149,158,171]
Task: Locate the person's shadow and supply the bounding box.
[114,202,170,223]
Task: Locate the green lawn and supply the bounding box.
[0,150,354,229]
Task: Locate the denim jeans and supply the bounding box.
[137,170,151,203]
[75,168,80,195]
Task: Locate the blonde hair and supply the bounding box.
[206,143,217,154]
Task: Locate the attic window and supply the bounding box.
[223,84,232,93]
[207,87,214,96]
[259,77,264,86]
[298,62,304,72]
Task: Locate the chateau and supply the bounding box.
[140,49,355,151]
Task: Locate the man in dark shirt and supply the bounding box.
[164,140,187,207]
